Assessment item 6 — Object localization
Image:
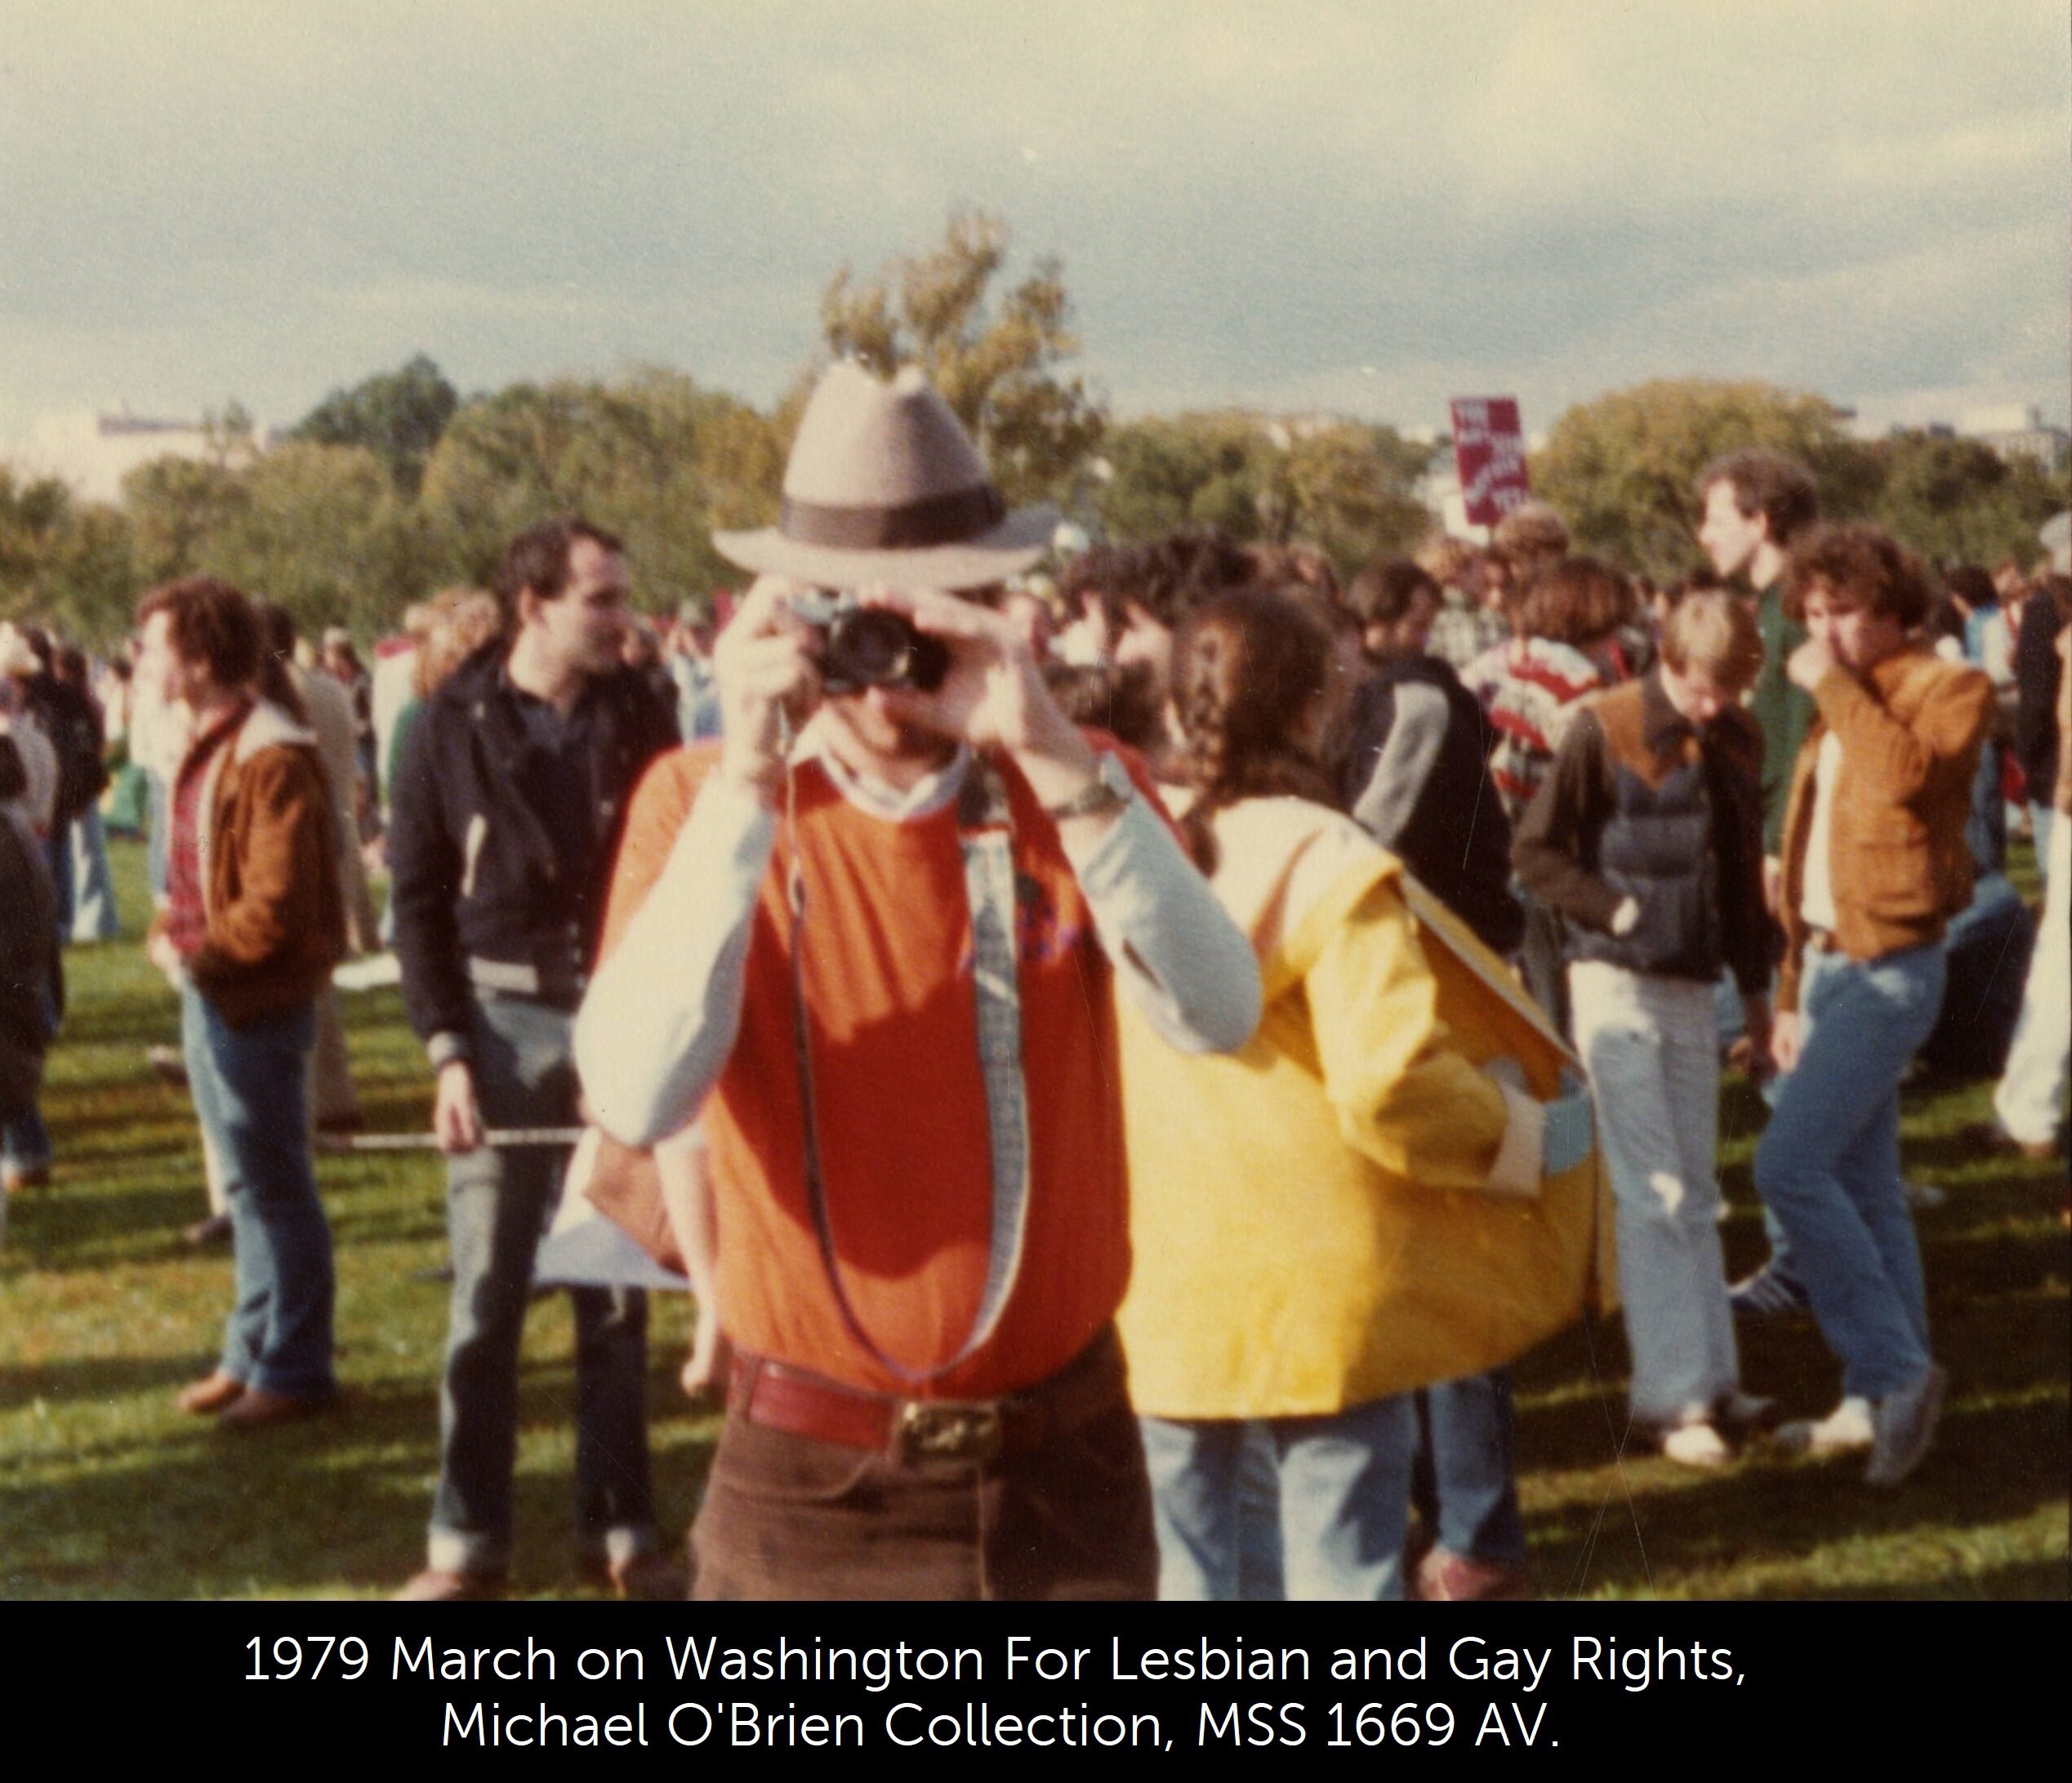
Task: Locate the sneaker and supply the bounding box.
[3,1164,51,1195]
[1775,1395,1874,1456]
[1413,1547,1533,1602]
[1657,1420,1733,1468]
[1901,1179,1946,1210]
[1865,1366,1948,1488]
[1729,1262,1811,1322]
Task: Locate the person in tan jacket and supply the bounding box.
[138,577,345,1429]
[1752,525,1992,1488]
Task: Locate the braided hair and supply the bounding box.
[1171,586,1339,873]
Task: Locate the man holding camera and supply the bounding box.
[390,517,680,1601]
[577,363,1262,1599]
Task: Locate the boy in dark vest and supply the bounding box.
[1514,591,1772,1465]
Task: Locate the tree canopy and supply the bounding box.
[1531,378,1875,582]
[5,256,2063,651]
[291,354,459,497]
[818,209,1104,505]
[1097,412,1433,577]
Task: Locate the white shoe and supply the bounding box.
[1776,1396,1874,1456]
[1902,1179,1947,1210]
[1865,1366,1948,1488]
[1660,1421,1733,1468]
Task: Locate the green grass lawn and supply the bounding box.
[0,838,2064,1598]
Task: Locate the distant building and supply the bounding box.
[11,407,278,503]
[1958,404,2070,474]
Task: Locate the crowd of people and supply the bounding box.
[2,361,2066,1602]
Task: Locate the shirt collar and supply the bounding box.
[795,711,971,821]
[176,698,252,784]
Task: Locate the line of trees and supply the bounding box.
[3,212,2063,649]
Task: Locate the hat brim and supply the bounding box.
[712,505,1058,591]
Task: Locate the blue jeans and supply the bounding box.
[180,984,336,1397]
[69,809,121,943]
[2,1107,50,1175]
[42,831,74,945]
[1141,1397,1415,1601]
[1410,1370,1528,1565]
[428,993,656,1574]
[1753,943,1944,1400]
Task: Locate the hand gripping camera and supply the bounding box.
[792,590,950,696]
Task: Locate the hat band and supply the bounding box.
[780,483,1006,551]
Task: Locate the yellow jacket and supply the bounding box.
[1117,798,1611,1419]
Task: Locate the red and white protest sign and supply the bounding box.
[1450,397,1531,527]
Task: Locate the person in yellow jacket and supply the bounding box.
[1116,586,1605,1600]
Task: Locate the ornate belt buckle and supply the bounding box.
[895,1399,1005,1465]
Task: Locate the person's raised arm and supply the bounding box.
[575,578,820,1145]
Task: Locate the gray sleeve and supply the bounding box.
[1061,791,1263,1054]
[573,776,776,1148]
[1351,680,1450,849]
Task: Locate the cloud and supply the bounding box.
[1,0,2065,445]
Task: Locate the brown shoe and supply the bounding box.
[394,1567,509,1603]
[184,1212,234,1247]
[215,1386,340,1430]
[177,1371,247,1415]
[1414,1547,1534,1602]
[578,1551,688,1601]
[3,1165,51,1195]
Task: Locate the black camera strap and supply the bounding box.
[783,738,1033,1389]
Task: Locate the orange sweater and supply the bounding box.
[596,742,1162,1399]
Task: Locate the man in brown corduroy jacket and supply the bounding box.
[140,577,345,1429]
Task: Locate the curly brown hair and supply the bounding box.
[136,577,263,694]
[1781,524,1932,628]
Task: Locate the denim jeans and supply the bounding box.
[428,992,657,1574]
[1141,1397,1415,1601]
[1753,943,1944,1400]
[1410,1369,1528,1566]
[42,831,74,944]
[1571,963,1738,1426]
[69,809,121,943]
[180,983,336,1397]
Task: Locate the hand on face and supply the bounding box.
[1785,636,1835,692]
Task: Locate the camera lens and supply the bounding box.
[833,610,915,684]
[823,610,949,693]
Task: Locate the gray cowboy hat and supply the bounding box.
[713,362,1056,590]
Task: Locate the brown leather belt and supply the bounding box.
[727,1328,1123,1466]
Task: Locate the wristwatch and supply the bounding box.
[1044,752,1134,821]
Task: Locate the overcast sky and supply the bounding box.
[2,0,2066,449]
